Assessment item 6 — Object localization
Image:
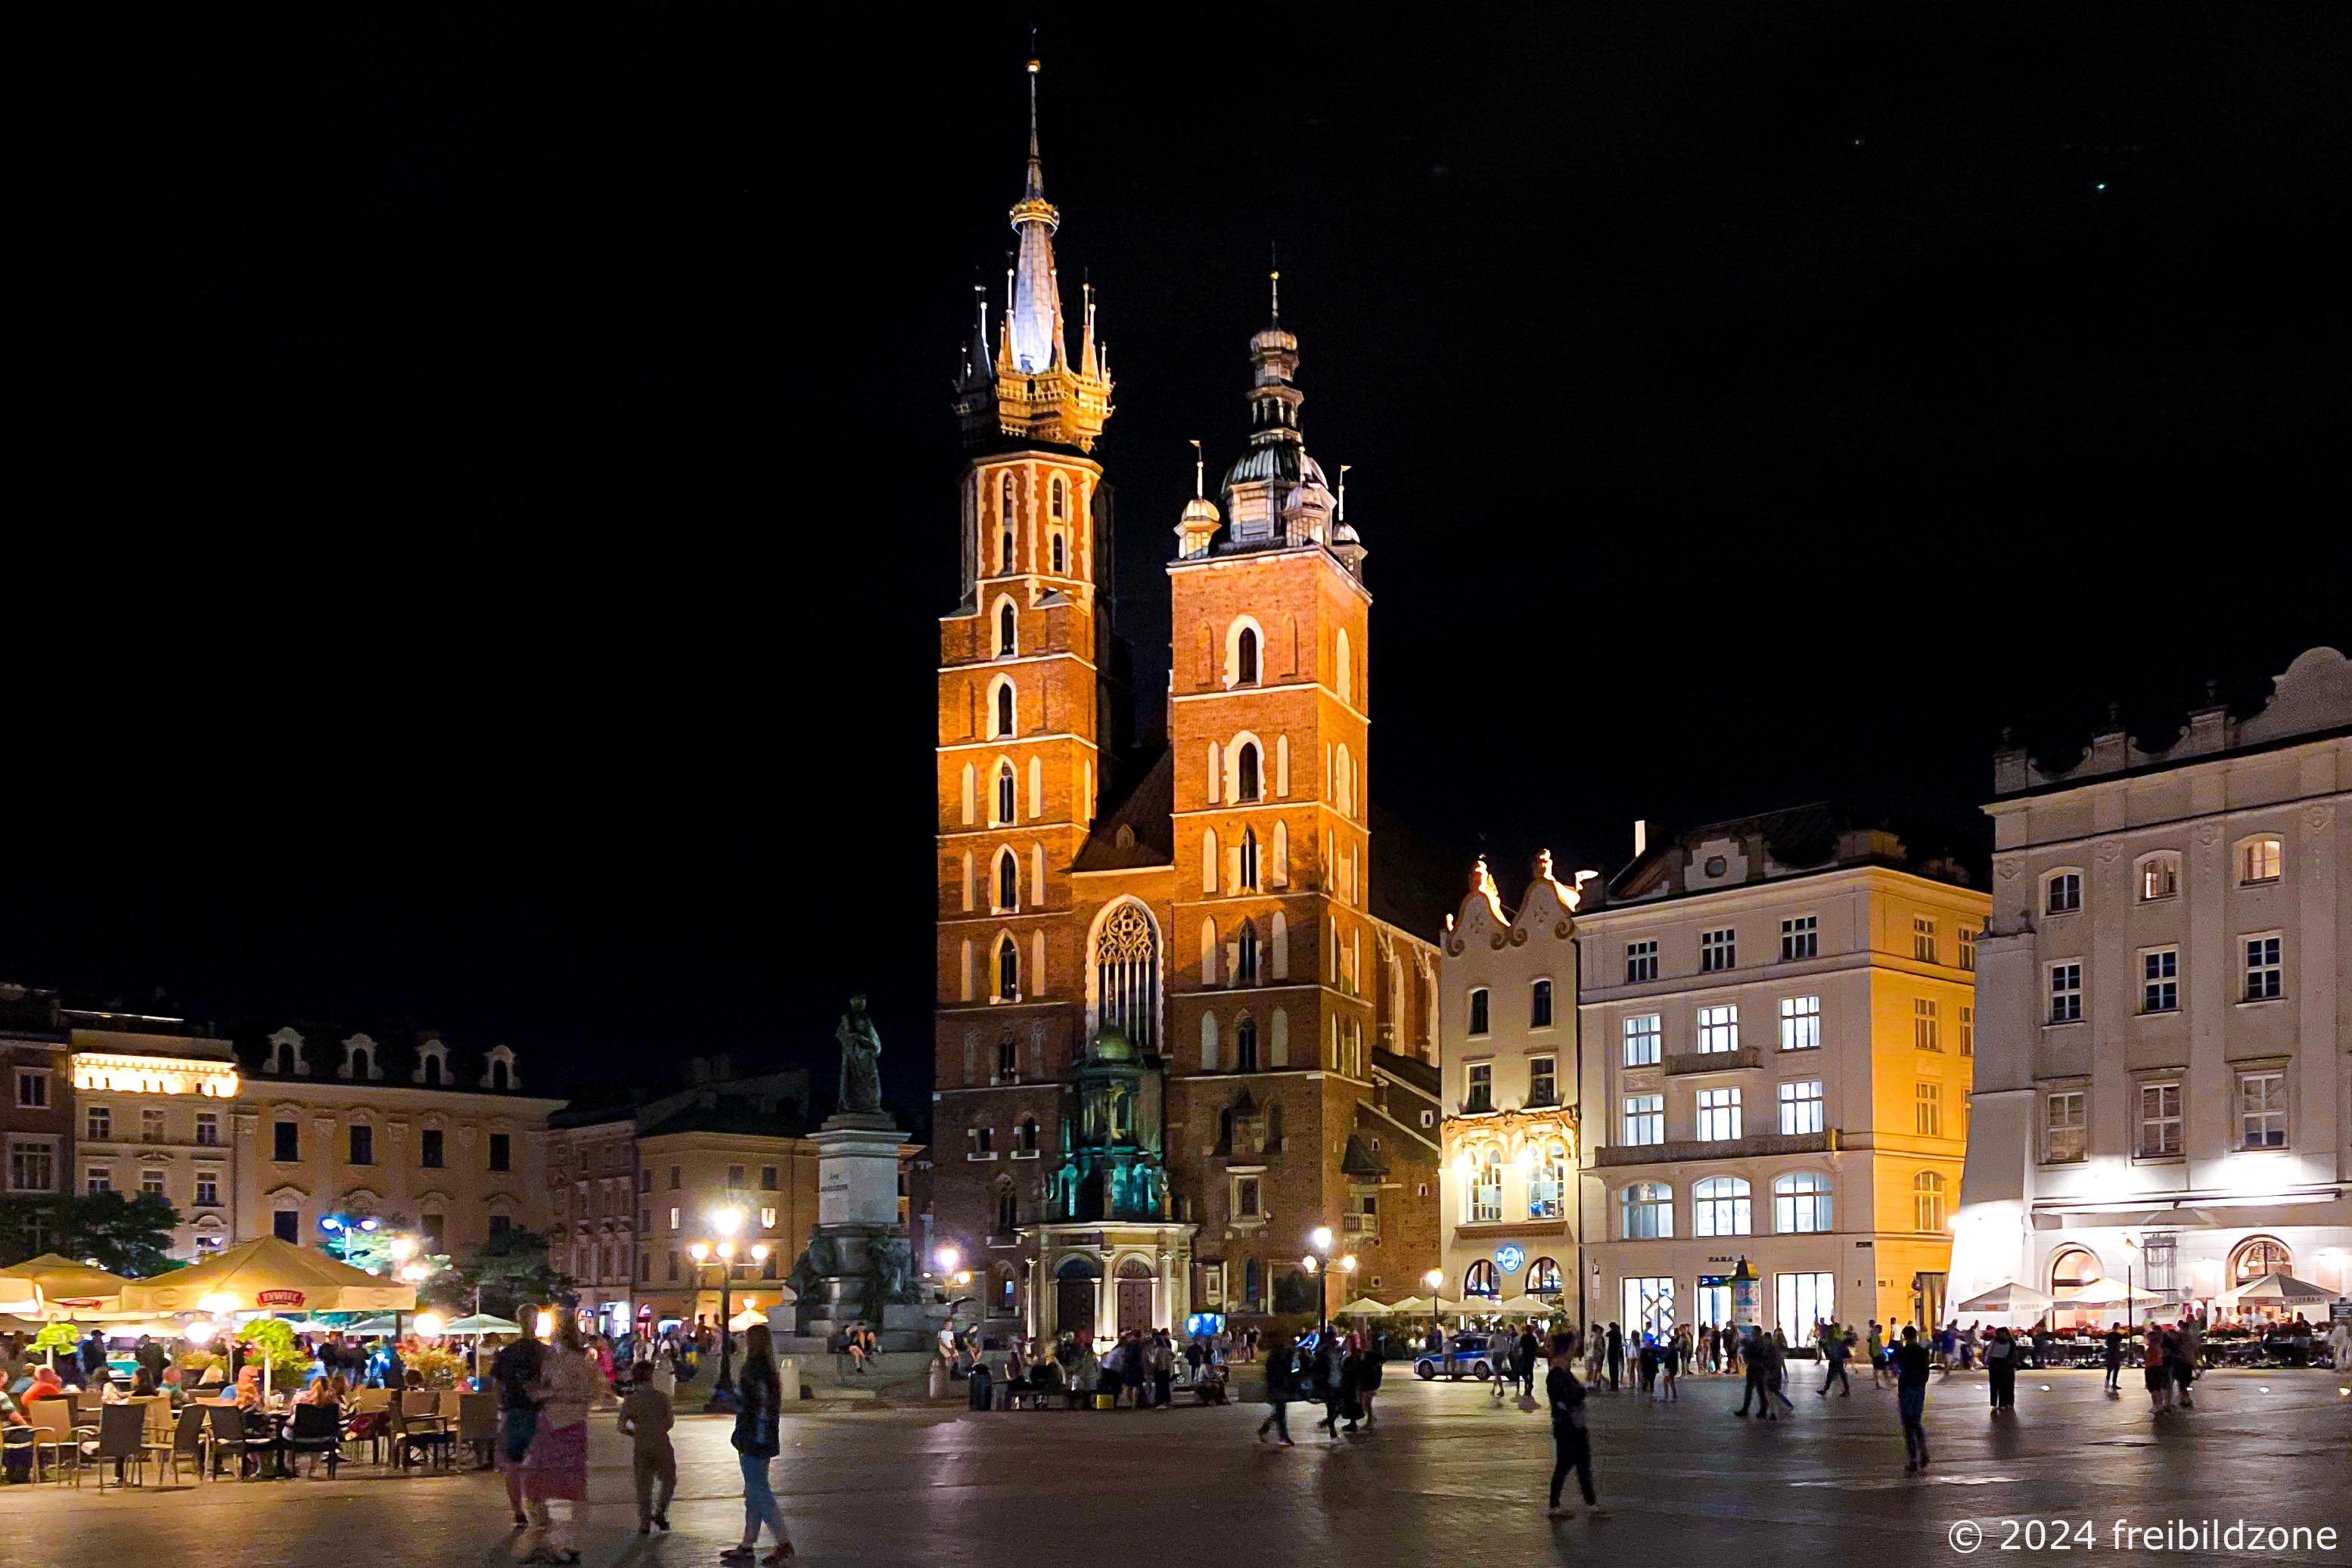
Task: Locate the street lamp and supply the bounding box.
[689,1206,760,1411]
[1303,1226,1353,1346]
[2123,1235,2139,1334]
[1424,1268,1445,1355]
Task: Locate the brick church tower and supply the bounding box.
[931,66,1442,1348]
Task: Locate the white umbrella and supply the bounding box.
[2061,1278,2163,1306]
[2221,1273,2334,1307]
[1333,1296,1393,1318]
[1956,1281,2057,1315]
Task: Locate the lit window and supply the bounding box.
[2048,962,2083,1023]
[2138,852,2180,901]
[1693,1175,1751,1237]
[2238,1072,2285,1149]
[1697,1004,1739,1054]
[1778,1079,1824,1135]
[1959,1005,1974,1057]
[2138,1082,2181,1157]
[1914,1081,1943,1137]
[1625,940,1658,983]
[1471,1149,1502,1223]
[1467,988,1490,1037]
[1529,1140,1568,1219]
[1465,1259,1498,1297]
[2044,1091,2086,1163]
[1700,928,1735,973]
[1621,1094,1663,1146]
[2142,948,2179,1012]
[85,1105,110,1142]
[1912,917,1937,963]
[1620,1182,1672,1240]
[1959,925,1978,971]
[1696,1087,1741,1141]
[1527,1057,1558,1107]
[1779,915,1816,961]
[1912,1171,1946,1231]
[1913,997,1941,1051]
[1465,1062,1493,1114]
[2046,871,2081,914]
[1623,1014,1661,1066]
[2237,836,2282,885]
[1773,1172,1831,1234]
[2242,936,2282,1001]
[1779,995,1820,1051]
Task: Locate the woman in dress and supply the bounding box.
[725,1324,792,1564]
[524,1319,604,1564]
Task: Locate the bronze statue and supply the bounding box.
[835,994,884,1115]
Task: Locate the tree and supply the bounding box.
[0,1191,182,1276]
[421,1227,572,1321]
[312,1212,449,1280]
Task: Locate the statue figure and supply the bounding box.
[785,1231,842,1301]
[834,994,884,1116]
[866,1234,923,1306]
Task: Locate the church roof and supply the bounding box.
[1072,747,1176,872]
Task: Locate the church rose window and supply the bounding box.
[1095,903,1158,1049]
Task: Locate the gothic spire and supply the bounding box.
[1007,57,1062,375]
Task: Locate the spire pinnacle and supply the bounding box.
[1191,439,1204,498]
[1024,55,1043,200]
[1269,241,1281,324]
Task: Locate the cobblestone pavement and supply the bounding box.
[5,1369,2345,1568]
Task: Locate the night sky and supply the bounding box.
[14,6,2348,1120]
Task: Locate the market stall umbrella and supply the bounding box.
[2060,1278,2163,1306]
[0,1271,35,1315]
[343,1316,405,1337]
[727,1306,768,1332]
[1956,1281,2058,1315]
[2220,1273,2335,1309]
[439,1314,524,1337]
[5,1253,132,1312]
[117,1236,417,1318]
[1334,1297,1393,1318]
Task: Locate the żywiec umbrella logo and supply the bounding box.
[256,1289,306,1307]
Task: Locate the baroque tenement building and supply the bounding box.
[932,64,1443,1348]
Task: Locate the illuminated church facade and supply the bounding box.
[930,63,1444,1346]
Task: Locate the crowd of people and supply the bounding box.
[943,1324,1238,1411]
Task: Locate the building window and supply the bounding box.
[1912,1171,1947,1231]
[1778,995,1820,1052]
[85,1105,110,1142]
[996,601,1016,657]
[760,1165,779,1191]
[1239,828,1260,893]
[1700,928,1735,973]
[669,1166,682,1190]
[7,1141,54,1193]
[1622,1094,1664,1146]
[194,1172,219,1209]
[1697,1004,1739,1054]
[1912,916,1937,963]
[1530,1140,1568,1218]
[1527,1056,1558,1107]
[2238,1071,2285,1150]
[1467,988,1490,1038]
[1779,915,1817,961]
[1913,997,1941,1051]
[1625,940,1657,984]
[1774,1272,1834,1344]
[348,1124,374,1166]
[1621,1275,1675,1337]
[1620,1182,1673,1240]
[1234,1016,1259,1071]
[195,1111,219,1147]
[1232,1175,1262,1219]
[1471,1150,1502,1223]
[1778,1079,1824,1135]
[14,1070,46,1109]
[994,763,1015,825]
[2048,962,2083,1023]
[84,1166,112,1197]
[2046,871,2081,914]
[1465,1062,1493,1114]
[996,935,1022,1001]
[2141,947,2180,1012]
[1236,742,1261,803]
[995,849,1020,913]
[2242,935,2282,1001]
[1695,1087,1741,1141]
[1773,1172,1832,1234]
[274,1210,300,1243]
[994,1034,1018,1083]
[1049,474,1064,518]
[1094,902,1159,1050]
[274,1120,300,1163]
[994,682,1015,738]
[2237,836,2282,885]
[1914,1082,1943,1137]
[2137,1082,2182,1158]
[1959,1005,1974,1057]
[1528,1256,1563,1296]
[1464,1259,1499,1298]
[489,1132,512,1172]
[995,1185,1017,1233]
[141,1107,166,1144]
[140,1169,166,1200]
[1236,626,1259,685]
[2044,1091,2086,1163]
[2229,1234,2292,1284]
[2138,852,2180,901]
[727,1164,747,1188]
[1623,1014,1661,1066]
[1959,924,1978,971]
[1530,978,1553,1029]
[1693,1175,1751,1237]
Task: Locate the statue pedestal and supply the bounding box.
[787,1114,925,1352]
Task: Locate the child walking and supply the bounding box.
[618,1361,676,1534]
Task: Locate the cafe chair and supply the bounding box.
[152,1404,208,1487]
[23,1402,74,1484]
[286,1403,342,1476]
[91,1405,149,1492]
[204,1403,254,1480]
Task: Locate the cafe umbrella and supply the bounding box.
[118,1236,415,1403]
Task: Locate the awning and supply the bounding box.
[2221,1272,2336,1307]
[1955,1281,2056,1314]
[117,1235,415,1317]
[5,1254,132,1311]
[1332,1296,1394,1318]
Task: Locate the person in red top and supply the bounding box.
[2141,1324,2170,1413]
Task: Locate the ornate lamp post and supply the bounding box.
[2123,1234,2139,1335]
[688,1205,766,1412]
[1424,1268,1445,1355]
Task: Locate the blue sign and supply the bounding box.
[1184,1312,1226,1338]
[1496,1245,1526,1275]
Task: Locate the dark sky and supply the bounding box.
[14,5,2348,1119]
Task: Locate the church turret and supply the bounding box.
[1217,268,1350,568]
[952,57,1112,452]
[1176,439,1221,557]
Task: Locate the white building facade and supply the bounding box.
[1950,647,2352,1318]
[1437,855,1583,1315]
[1577,808,1988,1342]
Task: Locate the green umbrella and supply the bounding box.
[438,1314,524,1337]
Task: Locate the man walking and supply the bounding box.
[1256,1333,1294,1445]
[1516,1325,1541,1399]
[1603,1322,1623,1393]
[1818,1327,1851,1397]
[1735,1326,1768,1417]
[1544,1334,1606,1521]
[1894,1324,1933,1473]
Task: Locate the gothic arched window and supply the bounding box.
[996,850,1020,913]
[996,1181,1018,1234]
[999,471,1014,523]
[1235,1015,1258,1071]
[996,682,1015,738]
[997,601,1016,657]
[996,936,1022,1002]
[1018,1116,1039,1154]
[1051,532,1066,574]
[996,762,1016,825]
[1237,626,1258,685]
[1236,742,1261,803]
[1239,827,1260,892]
[1236,920,1260,986]
[1094,902,1159,1049]
[1050,475,1065,518]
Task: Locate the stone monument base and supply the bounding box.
[782,1112,926,1353]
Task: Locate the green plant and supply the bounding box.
[236,1318,312,1380]
[30,1321,79,1359]
[408,1344,468,1387]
